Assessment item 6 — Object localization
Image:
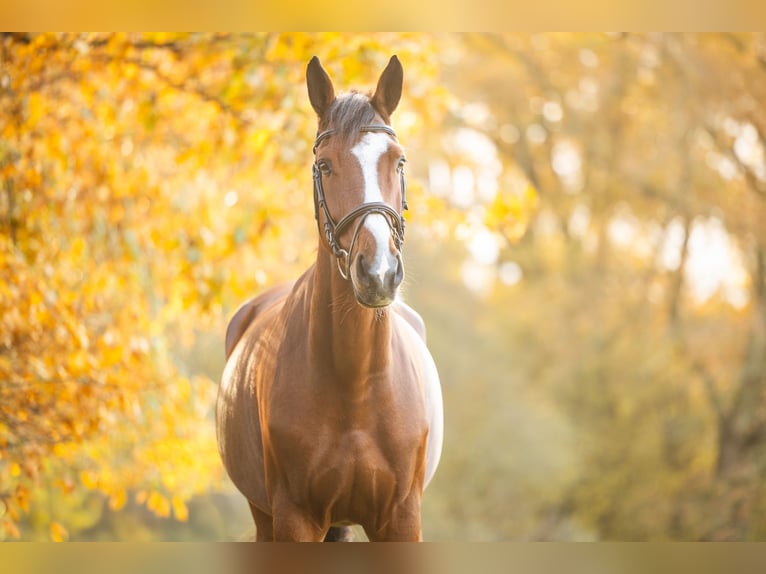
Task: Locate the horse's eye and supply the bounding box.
[318,160,332,176]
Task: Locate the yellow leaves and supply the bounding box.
[123,62,139,81]
[79,470,98,490]
[144,32,183,46]
[172,495,189,522]
[137,96,159,132]
[0,32,447,541]
[146,491,171,518]
[28,289,43,308]
[100,344,124,367]
[27,92,44,125]
[70,237,87,261]
[247,129,271,153]
[265,33,313,63]
[136,490,188,521]
[67,350,90,374]
[108,489,127,511]
[484,185,538,242]
[50,521,69,542]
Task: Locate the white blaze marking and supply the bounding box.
[351,132,395,281]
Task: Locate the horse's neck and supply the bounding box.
[308,249,393,380]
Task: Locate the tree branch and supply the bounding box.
[691,359,727,422]
[703,123,766,199]
[88,53,251,127]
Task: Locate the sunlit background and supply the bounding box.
[2,33,766,541]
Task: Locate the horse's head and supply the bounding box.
[307,56,407,308]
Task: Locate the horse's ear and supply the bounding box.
[306,56,335,119]
[371,55,403,120]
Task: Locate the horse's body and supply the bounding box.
[217,56,443,541]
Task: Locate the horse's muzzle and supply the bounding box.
[351,251,404,308]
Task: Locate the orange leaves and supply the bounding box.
[0,32,449,540]
[3,519,21,540]
[49,521,69,542]
[15,485,30,512]
[52,477,75,494]
[1,467,39,539]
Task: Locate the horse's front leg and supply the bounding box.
[366,494,423,542]
[270,492,326,541]
[249,503,274,541]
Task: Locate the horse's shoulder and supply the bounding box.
[225,282,294,359]
[393,299,426,342]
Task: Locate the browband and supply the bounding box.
[313,124,398,154]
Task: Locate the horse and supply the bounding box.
[216,55,443,542]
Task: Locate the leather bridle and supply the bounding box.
[312,125,408,280]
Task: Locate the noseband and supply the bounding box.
[312,125,408,280]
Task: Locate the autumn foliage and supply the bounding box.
[4,33,766,541]
[0,33,453,540]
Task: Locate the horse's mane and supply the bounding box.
[322,91,377,141]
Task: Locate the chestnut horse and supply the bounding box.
[217,55,443,541]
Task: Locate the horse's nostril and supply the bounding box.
[393,255,404,288]
[355,254,368,282]
[383,254,403,292]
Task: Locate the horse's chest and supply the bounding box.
[266,384,427,519]
[313,429,399,508]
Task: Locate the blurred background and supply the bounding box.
[2,32,766,541]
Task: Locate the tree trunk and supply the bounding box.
[707,246,766,539]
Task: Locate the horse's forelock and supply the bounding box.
[323,92,377,142]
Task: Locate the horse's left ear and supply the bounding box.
[372,55,403,120]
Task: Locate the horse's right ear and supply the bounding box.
[306,56,335,119]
